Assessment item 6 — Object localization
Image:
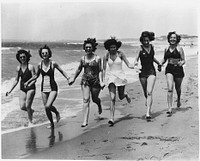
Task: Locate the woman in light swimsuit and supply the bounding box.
[133,31,161,120]
[6,49,36,126]
[160,31,185,116]
[69,38,104,127]
[103,37,134,126]
[25,45,70,128]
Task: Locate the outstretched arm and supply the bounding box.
[25,64,41,88]
[159,48,168,66]
[69,58,83,85]
[120,51,134,69]
[6,67,20,96]
[54,62,70,84]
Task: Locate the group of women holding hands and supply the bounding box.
[6,31,185,128]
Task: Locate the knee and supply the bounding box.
[168,89,173,93]
[45,104,51,109]
[20,105,26,110]
[110,96,116,102]
[147,91,152,96]
[83,98,90,104]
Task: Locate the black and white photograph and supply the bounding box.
[1,0,199,160]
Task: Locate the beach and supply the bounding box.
[1,45,198,160]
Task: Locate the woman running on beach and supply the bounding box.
[25,45,70,128]
[69,38,104,127]
[103,37,134,126]
[159,31,185,116]
[6,49,36,126]
[133,31,161,120]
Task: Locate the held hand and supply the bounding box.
[157,64,162,72]
[177,61,183,66]
[67,77,70,85]
[100,82,105,90]
[24,82,28,89]
[6,91,10,96]
[134,65,141,73]
[69,80,75,86]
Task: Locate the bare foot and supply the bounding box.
[98,106,102,115]
[177,101,181,108]
[28,122,34,127]
[47,123,54,129]
[126,94,131,103]
[56,112,61,123]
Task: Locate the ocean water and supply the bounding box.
[1,38,198,132]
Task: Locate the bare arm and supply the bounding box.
[102,53,108,82]
[69,58,83,85]
[133,47,141,66]
[54,61,70,84]
[25,63,41,87]
[96,56,104,88]
[160,48,168,65]
[120,51,134,69]
[6,67,20,95]
[178,46,185,66]
[26,64,37,87]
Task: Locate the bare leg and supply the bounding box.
[108,83,116,124]
[91,87,102,114]
[19,90,27,111]
[118,85,131,103]
[139,77,148,106]
[26,89,36,125]
[174,77,183,108]
[81,85,90,127]
[146,75,156,117]
[42,91,57,128]
[166,73,174,113]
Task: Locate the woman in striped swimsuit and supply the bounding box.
[25,45,70,129]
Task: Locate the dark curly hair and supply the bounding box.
[16,49,31,63]
[83,38,98,52]
[104,37,122,51]
[38,45,52,59]
[139,31,155,44]
[167,31,181,44]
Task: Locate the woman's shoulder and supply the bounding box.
[16,65,21,71]
[95,55,101,60]
[27,64,34,70]
[176,45,183,52]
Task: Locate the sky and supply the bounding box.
[1,0,199,41]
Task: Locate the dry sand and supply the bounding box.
[2,48,198,160]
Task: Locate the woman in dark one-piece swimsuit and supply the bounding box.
[25,45,70,129]
[133,31,161,120]
[6,49,36,126]
[160,31,185,116]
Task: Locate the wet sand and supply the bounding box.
[1,48,198,160]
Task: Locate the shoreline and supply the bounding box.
[1,47,199,160]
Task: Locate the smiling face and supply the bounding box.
[169,34,177,45]
[142,37,150,47]
[85,43,93,54]
[19,53,27,63]
[41,49,50,59]
[109,44,117,54]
